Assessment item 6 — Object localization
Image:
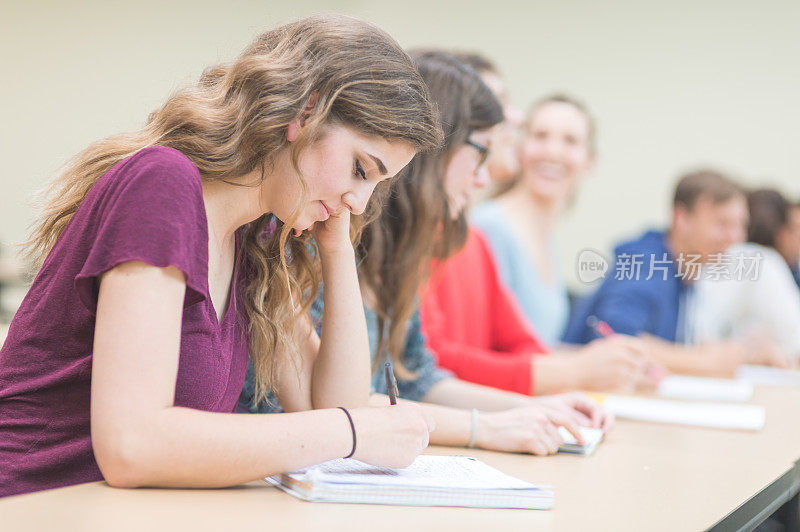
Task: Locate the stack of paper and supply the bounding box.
[601,395,765,431]
[558,426,604,456]
[735,365,800,387]
[266,455,553,509]
[656,375,753,402]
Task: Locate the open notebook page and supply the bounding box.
[293,455,538,490]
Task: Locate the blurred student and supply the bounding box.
[471,94,593,347]
[416,61,657,394]
[452,53,524,186]
[242,50,612,456]
[455,53,576,347]
[694,189,800,364]
[564,171,788,376]
[0,15,442,498]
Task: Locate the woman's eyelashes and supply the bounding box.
[354,159,367,181]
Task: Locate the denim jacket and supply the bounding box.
[238,288,452,413]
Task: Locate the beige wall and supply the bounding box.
[2,0,798,290]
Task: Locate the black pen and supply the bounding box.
[384,360,399,405]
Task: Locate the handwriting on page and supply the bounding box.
[295,456,535,490]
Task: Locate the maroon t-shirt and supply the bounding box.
[0,146,250,498]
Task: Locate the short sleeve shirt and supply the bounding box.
[0,146,250,498]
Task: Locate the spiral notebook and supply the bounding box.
[265,455,553,510]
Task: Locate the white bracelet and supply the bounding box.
[467,409,479,448]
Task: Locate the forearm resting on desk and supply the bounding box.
[368,392,575,455]
[92,407,356,489]
[420,378,610,432]
[531,355,582,395]
[639,335,743,377]
[93,402,437,489]
[635,335,794,377]
[420,378,531,411]
[538,337,660,394]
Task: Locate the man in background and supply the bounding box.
[772,199,800,289]
[564,170,785,375]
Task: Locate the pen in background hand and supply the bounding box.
[586,315,665,382]
[384,360,399,405]
[586,315,615,338]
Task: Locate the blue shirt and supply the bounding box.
[471,201,569,347]
[563,230,688,344]
[239,289,452,413]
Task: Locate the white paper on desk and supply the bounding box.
[603,395,765,430]
[735,365,800,387]
[656,375,753,402]
[296,455,536,490]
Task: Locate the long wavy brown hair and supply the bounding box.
[23,14,442,405]
[357,50,503,378]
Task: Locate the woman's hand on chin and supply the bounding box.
[311,209,353,255]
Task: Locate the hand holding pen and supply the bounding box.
[338,358,433,468]
[586,315,666,385]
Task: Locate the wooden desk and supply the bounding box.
[2,386,799,532]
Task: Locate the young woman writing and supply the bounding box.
[0,15,442,498]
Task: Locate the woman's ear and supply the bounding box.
[287,118,302,142]
[286,93,320,142]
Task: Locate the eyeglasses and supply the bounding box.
[465,138,490,174]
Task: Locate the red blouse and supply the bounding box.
[420,228,550,395]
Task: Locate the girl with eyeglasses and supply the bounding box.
[424,55,661,395]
